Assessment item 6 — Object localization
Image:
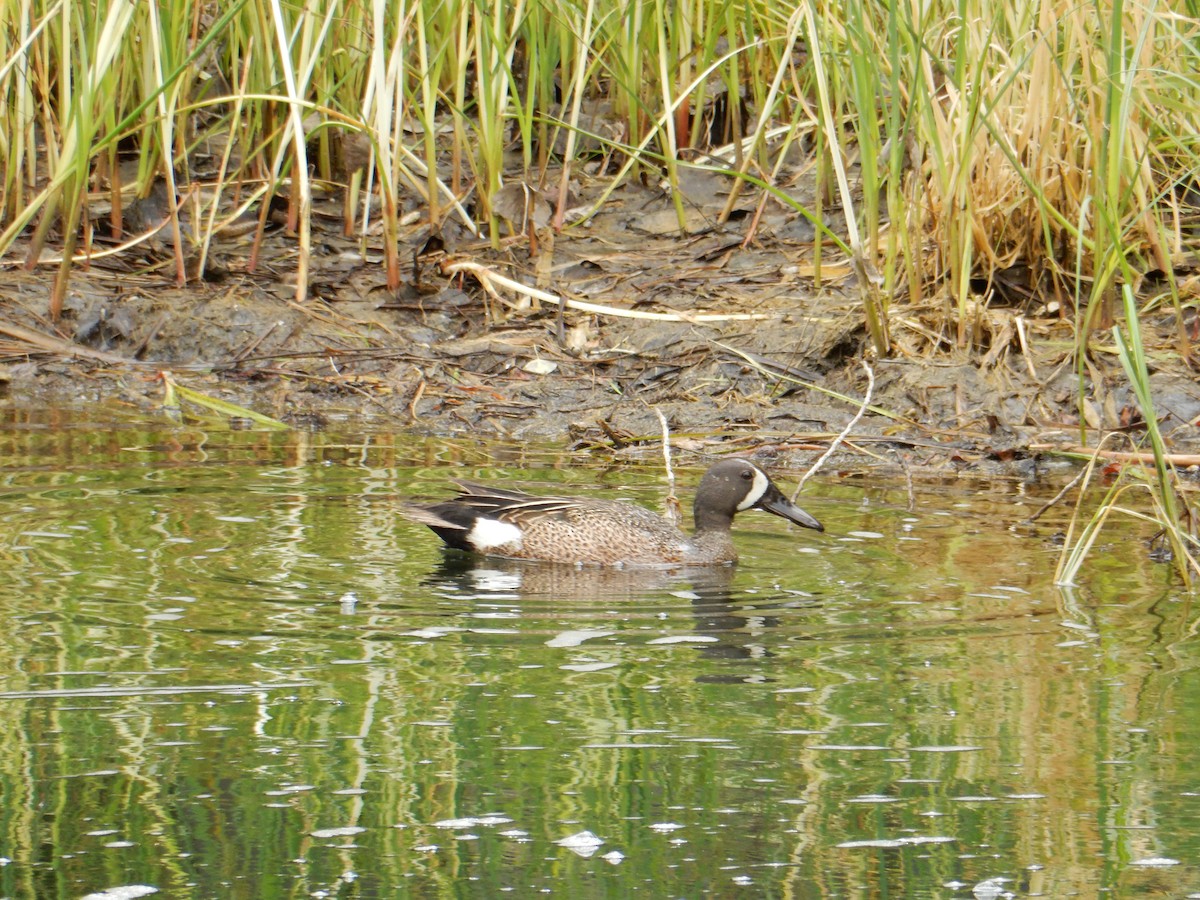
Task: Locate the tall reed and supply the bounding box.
[0,0,1193,351]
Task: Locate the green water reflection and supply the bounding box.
[0,412,1198,898]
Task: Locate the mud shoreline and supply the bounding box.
[2,178,1197,476]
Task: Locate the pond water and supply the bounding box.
[0,408,1198,899]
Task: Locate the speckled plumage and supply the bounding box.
[403,459,824,567]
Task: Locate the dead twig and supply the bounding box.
[1027,465,1091,523]
[794,358,875,499]
[1029,444,1200,469]
[1015,314,1041,382]
[651,407,681,526]
[712,339,914,427]
[0,320,138,365]
[441,258,772,322]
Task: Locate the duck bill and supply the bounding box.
[757,485,824,532]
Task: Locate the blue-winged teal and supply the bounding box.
[403,459,823,566]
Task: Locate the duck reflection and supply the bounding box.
[423,551,736,599]
[421,554,821,674]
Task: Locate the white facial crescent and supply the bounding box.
[736,466,769,511]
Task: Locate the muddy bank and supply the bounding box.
[2,177,1198,475]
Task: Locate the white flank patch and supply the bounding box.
[736,466,770,510]
[468,517,523,551]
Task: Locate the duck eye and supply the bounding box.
[741,470,753,480]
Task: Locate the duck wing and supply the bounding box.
[402,481,579,535]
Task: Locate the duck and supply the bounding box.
[402,459,823,566]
